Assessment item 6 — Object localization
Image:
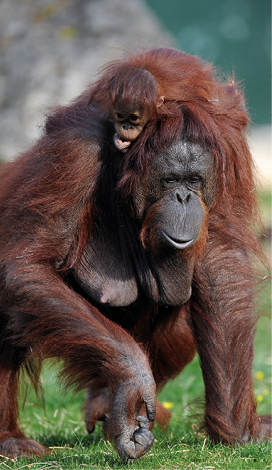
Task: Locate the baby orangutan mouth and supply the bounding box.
[113,132,131,152]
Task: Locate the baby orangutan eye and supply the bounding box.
[129,114,140,123]
[115,113,125,121]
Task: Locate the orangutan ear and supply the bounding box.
[156,95,164,108]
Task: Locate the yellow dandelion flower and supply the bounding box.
[257,395,264,402]
[255,371,264,381]
[162,401,174,410]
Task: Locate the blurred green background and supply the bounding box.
[145,0,270,125]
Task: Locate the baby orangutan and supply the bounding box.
[112,102,154,152]
[90,67,164,152]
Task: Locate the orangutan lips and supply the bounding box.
[113,132,131,152]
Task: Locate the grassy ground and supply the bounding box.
[1,192,271,470]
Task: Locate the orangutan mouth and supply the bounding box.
[113,133,131,152]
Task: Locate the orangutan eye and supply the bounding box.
[161,177,179,188]
[187,176,202,188]
[116,113,125,121]
[129,114,140,122]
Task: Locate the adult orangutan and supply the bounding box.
[0,47,270,462]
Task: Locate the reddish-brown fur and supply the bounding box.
[0,47,270,461]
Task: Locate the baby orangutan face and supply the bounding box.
[112,104,151,153]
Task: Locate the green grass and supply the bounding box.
[1,192,271,470]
